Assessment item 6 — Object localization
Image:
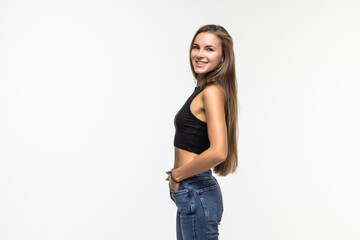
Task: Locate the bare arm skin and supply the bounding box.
[171,84,228,182]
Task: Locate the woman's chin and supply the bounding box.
[194,70,208,75]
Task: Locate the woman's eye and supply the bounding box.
[207,48,213,51]
[193,46,199,49]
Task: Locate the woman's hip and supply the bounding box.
[169,169,224,222]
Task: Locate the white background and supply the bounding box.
[1,0,359,239]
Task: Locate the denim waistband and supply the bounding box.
[185,169,214,183]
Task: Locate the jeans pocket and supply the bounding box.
[168,181,187,193]
[196,183,224,222]
[170,189,194,214]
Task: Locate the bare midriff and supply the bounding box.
[173,147,199,169]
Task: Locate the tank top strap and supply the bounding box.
[195,82,209,92]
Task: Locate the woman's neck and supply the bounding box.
[196,75,206,87]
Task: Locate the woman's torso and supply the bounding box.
[174,87,207,168]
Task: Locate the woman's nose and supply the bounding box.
[197,49,205,58]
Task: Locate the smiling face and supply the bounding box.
[191,32,224,80]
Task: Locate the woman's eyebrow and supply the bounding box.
[193,43,216,48]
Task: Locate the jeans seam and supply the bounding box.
[196,183,218,193]
[192,213,197,240]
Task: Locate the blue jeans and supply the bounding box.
[168,169,224,240]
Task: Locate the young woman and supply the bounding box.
[165,24,238,240]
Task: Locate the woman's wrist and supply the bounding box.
[170,172,180,183]
[168,169,181,183]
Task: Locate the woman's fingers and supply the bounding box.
[169,180,180,192]
[165,169,173,181]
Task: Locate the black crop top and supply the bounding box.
[173,84,210,154]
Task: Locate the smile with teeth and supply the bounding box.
[195,60,208,66]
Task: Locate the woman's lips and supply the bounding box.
[195,60,207,67]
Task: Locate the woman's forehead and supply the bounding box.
[194,32,222,46]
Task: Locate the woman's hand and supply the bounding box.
[165,170,171,181]
[169,177,180,192]
[166,169,180,192]
[170,178,180,192]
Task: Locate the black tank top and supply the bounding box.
[173,84,210,154]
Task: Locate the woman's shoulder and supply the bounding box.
[202,83,226,104]
[203,82,225,96]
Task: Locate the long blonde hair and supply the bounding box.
[189,24,239,176]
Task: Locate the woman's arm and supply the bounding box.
[171,84,228,182]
